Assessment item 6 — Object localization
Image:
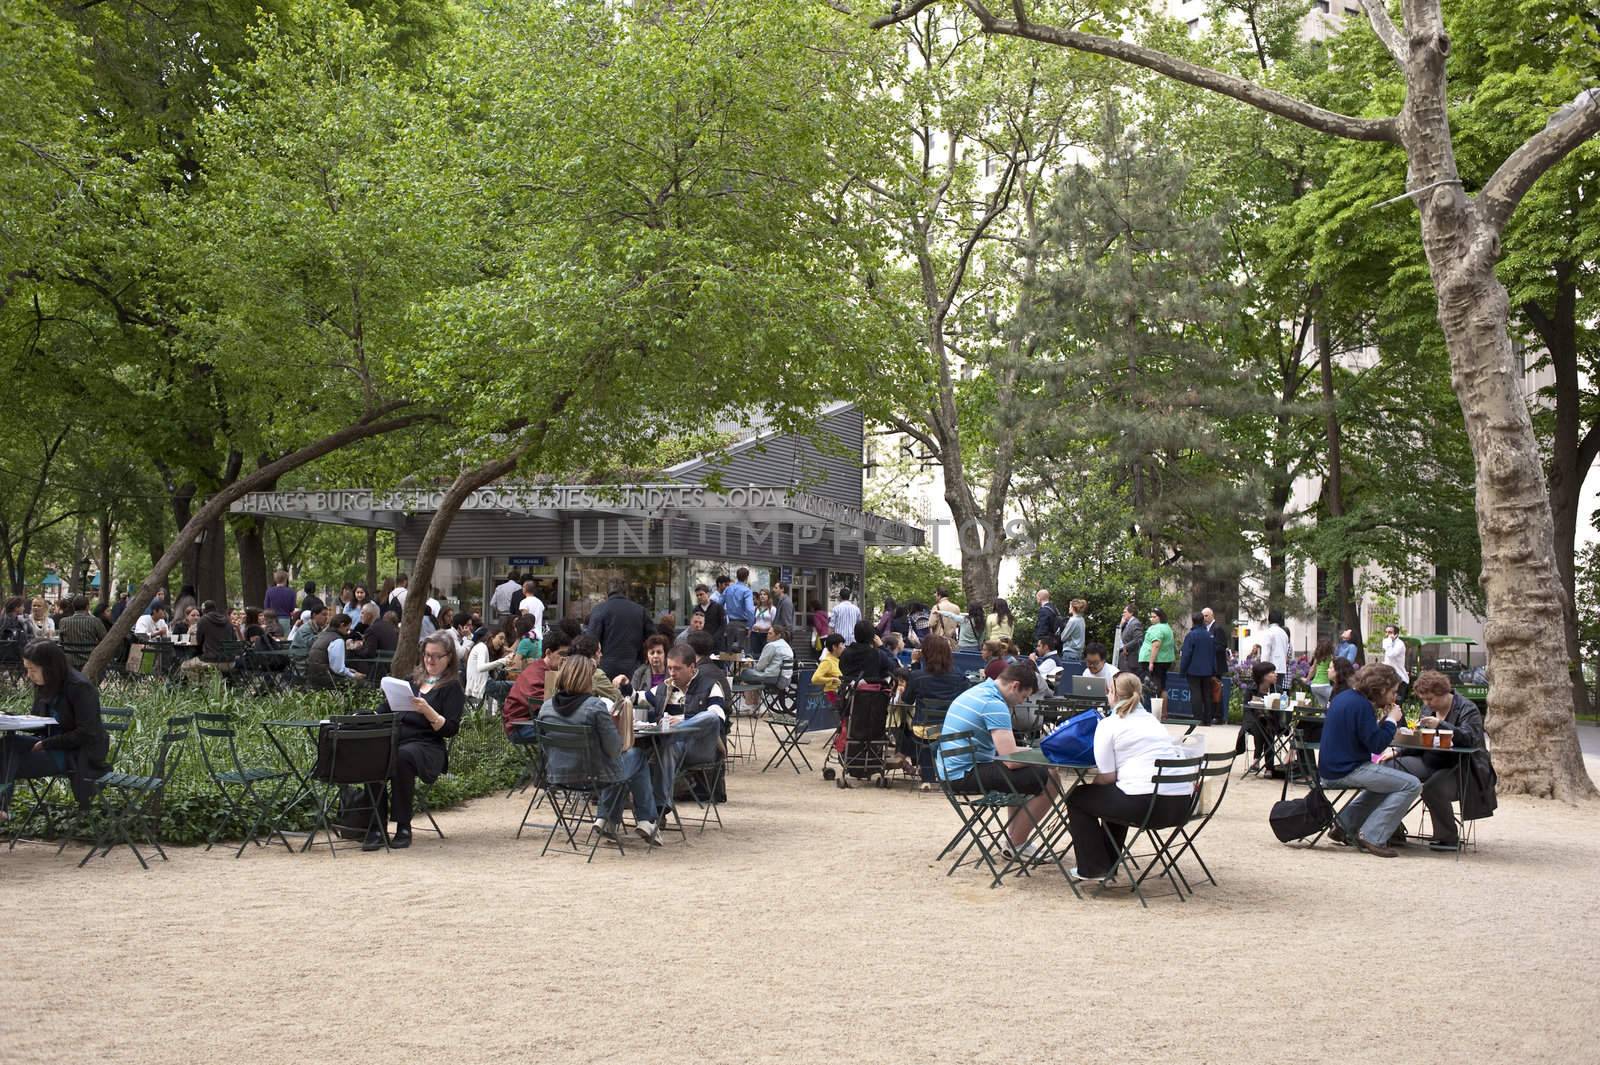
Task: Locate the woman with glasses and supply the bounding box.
[365,632,464,850]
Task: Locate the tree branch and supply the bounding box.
[1479,91,1600,236]
[870,2,1401,143]
[1358,0,1406,66]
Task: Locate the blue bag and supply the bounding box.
[1040,709,1100,766]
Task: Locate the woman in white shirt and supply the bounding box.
[1381,625,1410,695]
[1065,671,1196,882]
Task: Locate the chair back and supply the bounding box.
[149,715,191,783]
[61,640,98,669]
[314,713,398,785]
[535,717,607,785]
[1192,751,1237,818]
[1151,755,1205,794]
[192,711,248,778]
[102,706,135,765]
[932,729,981,784]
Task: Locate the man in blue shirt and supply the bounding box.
[1320,663,1419,857]
[937,660,1056,859]
[721,567,756,653]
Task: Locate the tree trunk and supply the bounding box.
[97,511,114,608]
[82,407,427,681]
[236,515,269,608]
[366,528,379,592]
[171,485,196,598]
[393,450,531,677]
[195,514,228,605]
[1315,315,1362,660]
[1399,17,1593,799]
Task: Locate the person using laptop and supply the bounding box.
[1076,642,1116,705]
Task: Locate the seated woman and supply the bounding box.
[539,653,661,846]
[811,633,845,705]
[630,635,672,697]
[364,633,464,850]
[0,640,109,822]
[1240,661,1284,775]
[1320,664,1417,857]
[1065,671,1195,882]
[981,639,1009,680]
[898,635,970,774]
[466,627,516,705]
[737,624,794,708]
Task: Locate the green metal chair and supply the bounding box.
[7,706,136,850]
[45,707,136,856]
[534,718,622,862]
[1146,750,1238,897]
[79,714,190,870]
[412,732,455,839]
[1097,755,1205,907]
[307,713,399,855]
[932,731,1036,889]
[192,711,295,858]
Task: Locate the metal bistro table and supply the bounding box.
[1389,736,1481,859]
[629,722,696,841]
[0,714,62,842]
[261,718,328,851]
[977,747,1098,895]
[1244,699,1321,777]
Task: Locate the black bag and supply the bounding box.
[1269,787,1334,843]
[334,785,376,840]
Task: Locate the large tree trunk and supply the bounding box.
[97,511,114,608]
[365,528,379,593]
[235,514,269,608]
[1400,33,1592,797]
[393,449,531,677]
[1315,316,1363,660]
[83,407,426,681]
[195,514,228,605]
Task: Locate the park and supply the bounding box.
[2,1,1598,1063]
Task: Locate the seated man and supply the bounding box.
[641,642,730,816]
[304,613,363,689]
[936,660,1057,861]
[1320,663,1420,857]
[1030,634,1064,687]
[502,629,571,744]
[1079,642,1116,704]
[1391,670,1496,850]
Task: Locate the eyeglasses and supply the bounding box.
[422,651,449,661]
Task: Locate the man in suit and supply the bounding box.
[1202,606,1230,711]
[1034,590,1062,648]
[585,580,652,680]
[1115,604,1144,675]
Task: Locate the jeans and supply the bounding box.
[0,737,69,812]
[648,711,723,811]
[1310,683,1333,708]
[1393,754,1460,844]
[508,723,537,745]
[1323,761,1422,846]
[597,747,658,826]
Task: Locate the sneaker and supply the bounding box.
[635,820,663,847]
[1429,839,1460,852]
[1003,840,1043,863]
[1068,866,1112,883]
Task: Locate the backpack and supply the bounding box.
[1268,787,1334,843]
[1040,709,1100,765]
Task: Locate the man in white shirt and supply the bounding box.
[490,572,522,616]
[518,579,546,634]
[829,589,862,644]
[133,605,170,639]
[1381,624,1410,693]
[1262,610,1290,691]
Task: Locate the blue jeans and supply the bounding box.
[598,747,658,826]
[508,723,537,745]
[1324,761,1422,845]
[649,711,723,811]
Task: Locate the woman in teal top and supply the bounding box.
[1139,607,1176,693]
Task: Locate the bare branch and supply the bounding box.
[871,2,1401,143]
[869,0,942,27]
[1479,91,1600,236]
[1358,0,1405,66]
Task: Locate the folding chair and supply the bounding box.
[1097,755,1205,907]
[79,714,190,870]
[191,711,295,858]
[534,718,625,862]
[512,729,555,840]
[931,731,1034,889]
[412,732,456,839]
[307,713,399,855]
[1158,750,1239,895]
[678,752,728,834]
[907,701,950,787]
[0,640,25,686]
[1281,717,1353,848]
[8,706,136,849]
[45,707,136,856]
[762,696,815,774]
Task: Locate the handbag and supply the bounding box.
[1040,709,1100,765]
[1268,787,1334,843]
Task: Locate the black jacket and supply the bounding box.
[700,599,726,639]
[1206,620,1230,674]
[585,592,652,677]
[1430,692,1497,820]
[1036,603,1063,643]
[34,670,110,785]
[1178,626,1217,677]
[394,678,465,762]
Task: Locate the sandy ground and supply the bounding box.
[5,725,1599,1065]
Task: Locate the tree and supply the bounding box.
[866,548,963,613]
[872,0,1599,799]
[846,5,1104,603]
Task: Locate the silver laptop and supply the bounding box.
[1071,675,1109,700]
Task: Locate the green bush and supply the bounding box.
[1,680,520,846]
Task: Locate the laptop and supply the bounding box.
[1070,675,1109,700]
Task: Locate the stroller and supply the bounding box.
[823,680,894,788]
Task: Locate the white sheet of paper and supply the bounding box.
[380,676,415,714]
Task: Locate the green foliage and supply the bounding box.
[0,680,519,847]
[866,548,962,612]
